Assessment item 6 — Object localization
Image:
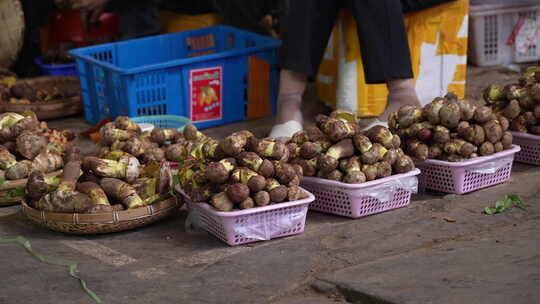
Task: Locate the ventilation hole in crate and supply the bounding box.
[483,14,498,61]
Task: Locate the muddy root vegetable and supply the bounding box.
[494,142,504,153]
[266,178,288,203]
[501,131,513,149]
[292,158,317,177]
[247,175,266,193]
[251,138,287,160]
[474,106,494,124]
[166,144,187,162]
[114,116,141,133]
[26,171,60,201]
[132,178,157,200]
[483,84,504,104]
[288,186,308,201]
[483,120,503,143]
[237,152,274,177]
[142,148,166,163]
[423,97,445,124]
[458,100,477,121]
[0,146,16,170]
[317,139,355,172]
[366,126,394,149]
[353,134,372,154]
[210,192,234,211]
[439,101,461,129]
[361,142,387,165]
[83,156,140,183]
[205,158,236,184]
[504,84,526,100]
[320,169,343,182]
[183,124,205,141]
[101,178,144,209]
[503,99,521,120]
[375,161,392,178]
[523,112,538,126]
[76,182,110,206]
[479,142,495,156]
[394,155,415,173]
[5,160,32,180]
[254,191,271,206]
[11,116,39,138]
[428,145,443,159]
[407,139,429,160]
[239,197,255,209]
[397,105,423,128]
[299,142,323,159]
[122,137,145,157]
[16,130,47,159]
[100,124,133,145]
[361,164,378,181]
[273,162,297,185]
[31,151,63,173]
[432,126,451,144]
[226,183,250,203]
[221,131,251,156]
[321,118,356,142]
[291,131,309,145]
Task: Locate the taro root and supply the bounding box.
[494,142,504,153]
[423,97,445,124]
[101,178,145,209]
[534,104,540,120]
[221,131,251,156]
[322,169,343,182]
[397,105,423,128]
[123,137,145,157]
[361,164,378,181]
[444,139,476,158]
[352,134,372,154]
[483,120,503,143]
[239,197,255,209]
[247,175,266,193]
[142,148,166,163]
[110,140,126,152]
[388,112,399,131]
[11,116,39,138]
[237,152,274,177]
[530,83,540,102]
[361,143,387,164]
[31,151,63,173]
[290,131,309,145]
[317,139,355,173]
[458,100,477,121]
[151,128,181,145]
[501,131,513,149]
[330,110,358,123]
[183,124,205,141]
[16,130,48,159]
[496,114,510,132]
[479,142,495,156]
[210,192,234,211]
[83,156,140,183]
[315,114,330,128]
[100,123,133,145]
[288,186,309,201]
[76,182,110,206]
[510,115,528,133]
[393,155,415,173]
[226,183,250,203]
[0,146,17,170]
[273,162,297,185]
[383,149,399,166]
[408,122,433,141]
[365,126,393,149]
[474,106,494,124]
[254,191,271,206]
[428,145,443,159]
[321,118,356,142]
[483,84,504,103]
[529,126,540,135]
[202,139,227,160]
[251,138,287,160]
[265,178,288,203]
[166,144,187,161]
[375,161,392,178]
[300,141,324,159]
[432,125,451,144]
[205,158,236,184]
[286,142,300,159]
[503,99,521,120]
[5,160,32,180]
[305,125,329,142]
[439,101,461,129]
[523,111,538,126]
[26,171,60,201]
[519,94,535,110]
[407,139,428,160]
[293,158,317,177]
[114,116,141,133]
[132,178,157,200]
[447,154,466,162]
[504,84,526,100]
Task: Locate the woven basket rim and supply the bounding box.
[21,196,179,224]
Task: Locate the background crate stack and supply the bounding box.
[469,0,540,66]
[71,26,280,129]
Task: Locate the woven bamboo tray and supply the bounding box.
[0,170,62,207]
[0,76,82,120]
[22,196,182,234]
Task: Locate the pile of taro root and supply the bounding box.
[0,112,75,181]
[389,93,514,162]
[177,125,309,211]
[483,66,540,135]
[27,151,173,214]
[286,110,416,183]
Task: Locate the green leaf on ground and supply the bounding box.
[484,195,526,215]
[0,178,5,186]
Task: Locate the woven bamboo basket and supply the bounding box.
[0,0,24,67]
[22,195,182,234]
[0,76,83,119]
[0,170,63,207]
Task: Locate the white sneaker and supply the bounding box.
[269,120,303,140]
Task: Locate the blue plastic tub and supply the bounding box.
[130,115,191,131]
[70,25,281,128]
[34,58,78,76]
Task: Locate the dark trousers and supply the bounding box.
[279,0,413,84]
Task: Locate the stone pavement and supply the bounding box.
[1,162,538,304]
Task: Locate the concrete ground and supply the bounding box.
[1,66,540,304]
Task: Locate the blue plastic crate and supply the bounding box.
[70,25,280,128]
[34,58,78,76]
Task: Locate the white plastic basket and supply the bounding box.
[469,0,540,66]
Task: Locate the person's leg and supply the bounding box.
[349,0,420,123]
[270,0,341,138]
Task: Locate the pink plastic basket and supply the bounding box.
[511,132,540,165]
[180,189,315,246]
[300,169,421,218]
[415,145,521,194]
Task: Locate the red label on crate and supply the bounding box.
[189,67,223,123]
